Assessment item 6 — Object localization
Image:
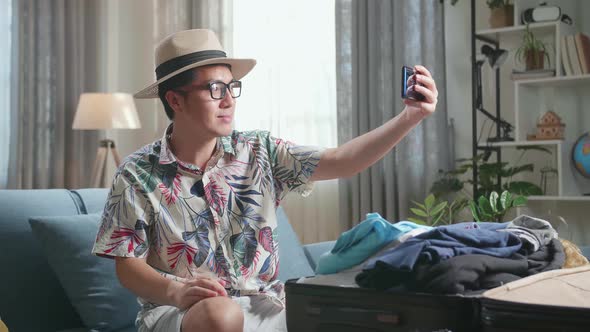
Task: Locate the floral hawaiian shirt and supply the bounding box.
[92,125,323,309]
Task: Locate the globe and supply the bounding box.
[572,132,590,178]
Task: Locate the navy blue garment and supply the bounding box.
[356,222,522,290]
[362,222,521,272]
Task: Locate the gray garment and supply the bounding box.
[505,227,542,253]
[509,215,558,245]
[503,215,558,254]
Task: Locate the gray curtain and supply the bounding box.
[336,0,450,227]
[154,0,232,47]
[7,0,102,189]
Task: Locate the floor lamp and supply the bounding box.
[72,93,141,188]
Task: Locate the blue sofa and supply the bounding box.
[0,189,335,332]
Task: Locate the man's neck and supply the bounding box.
[169,124,218,170]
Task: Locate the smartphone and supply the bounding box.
[401,65,425,101]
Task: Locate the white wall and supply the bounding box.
[444,0,473,164]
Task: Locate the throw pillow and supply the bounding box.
[276,207,315,281]
[29,214,139,331]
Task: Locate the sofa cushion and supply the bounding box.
[0,189,84,332]
[71,188,109,214]
[29,214,139,331]
[303,241,336,271]
[276,207,315,281]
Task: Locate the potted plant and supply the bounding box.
[470,190,527,222]
[515,24,551,71]
[487,0,514,28]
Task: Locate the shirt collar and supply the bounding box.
[159,123,235,166]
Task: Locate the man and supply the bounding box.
[92,29,438,332]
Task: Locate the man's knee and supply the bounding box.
[182,297,244,332]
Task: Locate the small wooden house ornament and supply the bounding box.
[527,111,565,140]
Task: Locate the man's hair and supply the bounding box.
[158,69,196,121]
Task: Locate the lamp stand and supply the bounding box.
[90,139,121,188]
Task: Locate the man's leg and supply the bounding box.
[182,296,244,332]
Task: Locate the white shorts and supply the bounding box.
[137,295,287,332]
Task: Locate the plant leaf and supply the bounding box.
[431,201,448,216]
[431,212,446,227]
[478,196,493,215]
[515,145,552,154]
[469,201,480,221]
[513,195,528,206]
[503,164,535,177]
[489,191,499,212]
[500,190,512,210]
[411,201,426,210]
[424,194,435,210]
[410,208,428,217]
[505,182,543,196]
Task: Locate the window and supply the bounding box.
[232,0,337,148]
[231,0,340,243]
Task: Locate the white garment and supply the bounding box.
[137,295,286,332]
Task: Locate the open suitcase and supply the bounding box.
[285,265,590,332]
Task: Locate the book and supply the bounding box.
[561,36,573,76]
[567,35,583,75]
[511,69,556,80]
[574,33,590,74]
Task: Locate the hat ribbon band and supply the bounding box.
[156,50,227,79]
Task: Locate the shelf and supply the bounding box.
[478,140,562,148]
[526,195,590,202]
[476,22,557,42]
[515,74,590,87]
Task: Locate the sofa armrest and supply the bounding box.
[302,241,336,272]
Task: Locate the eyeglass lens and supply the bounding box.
[210,81,241,100]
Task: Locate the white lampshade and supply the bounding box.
[72,93,141,129]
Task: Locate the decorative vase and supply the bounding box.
[525,50,545,70]
[489,5,514,28]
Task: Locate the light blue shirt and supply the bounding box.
[315,213,432,274]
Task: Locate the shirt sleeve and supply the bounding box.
[92,166,152,259]
[264,131,325,201]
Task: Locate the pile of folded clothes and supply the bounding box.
[314,214,589,295]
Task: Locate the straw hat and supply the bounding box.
[134,29,256,99]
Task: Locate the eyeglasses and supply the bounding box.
[175,80,242,100]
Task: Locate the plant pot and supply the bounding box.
[489,5,514,28]
[525,50,545,70]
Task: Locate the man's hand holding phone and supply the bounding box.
[401,65,438,119]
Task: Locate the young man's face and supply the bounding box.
[173,65,237,138]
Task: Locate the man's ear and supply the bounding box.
[165,90,183,115]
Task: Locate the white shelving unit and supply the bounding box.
[473,0,590,244]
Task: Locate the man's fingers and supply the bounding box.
[414,85,437,104]
[414,65,432,79]
[184,277,225,295]
[415,75,437,96]
[194,278,228,296]
[186,286,218,298]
